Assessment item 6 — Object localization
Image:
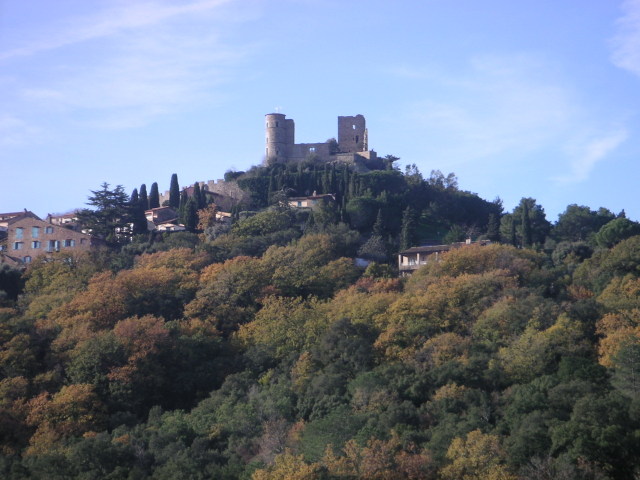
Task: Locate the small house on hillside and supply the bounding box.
[288,192,335,208]
[46,212,80,229]
[145,207,184,232]
[398,239,491,276]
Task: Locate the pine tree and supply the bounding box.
[169,174,180,209]
[149,182,160,209]
[139,184,148,210]
[76,183,132,245]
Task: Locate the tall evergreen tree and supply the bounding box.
[149,182,160,209]
[76,183,132,245]
[486,213,500,242]
[400,206,417,250]
[183,198,198,232]
[372,208,385,237]
[139,184,148,210]
[169,174,180,209]
[130,188,148,235]
[522,201,532,247]
[193,182,206,209]
[178,189,189,224]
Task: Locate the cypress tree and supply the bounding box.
[510,216,517,247]
[130,188,148,235]
[373,208,385,236]
[139,184,148,210]
[149,182,160,209]
[400,206,416,250]
[184,198,198,232]
[193,182,205,210]
[329,164,337,192]
[178,190,189,224]
[486,213,500,242]
[169,174,180,209]
[522,201,532,247]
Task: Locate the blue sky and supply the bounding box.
[2,0,639,222]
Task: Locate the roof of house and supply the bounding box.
[145,206,175,214]
[0,212,26,220]
[288,193,335,201]
[399,244,453,255]
[399,240,491,256]
[0,211,41,225]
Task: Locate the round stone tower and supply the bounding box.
[265,113,293,163]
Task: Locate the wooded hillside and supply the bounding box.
[1,164,639,479]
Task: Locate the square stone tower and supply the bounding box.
[338,115,367,153]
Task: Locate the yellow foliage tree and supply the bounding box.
[496,315,588,383]
[251,449,324,480]
[236,296,326,360]
[440,429,516,480]
[25,384,106,455]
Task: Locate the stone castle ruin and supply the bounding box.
[161,113,376,209]
[265,113,377,166]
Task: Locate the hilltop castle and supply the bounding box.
[264,113,377,165]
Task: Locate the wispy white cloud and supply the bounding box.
[0,115,43,147]
[0,0,233,62]
[391,53,627,185]
[2,0,256,129]
[611,0,640,77]
[553,129,628,184]
[399,54,575,162]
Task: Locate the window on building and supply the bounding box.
[13,242,23,250]
[352,124,356,129]
[32,241,41,249]
[63,239,75,247]
[32,226,40,238]
[80,238,87,245]
[15,228,23,239]
[47,240,59,252]
[276,121,279,127]
[45,226,54,234]
[23,256,31,264]
[309,147,316,153]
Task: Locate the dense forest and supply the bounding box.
[1,160,640,479]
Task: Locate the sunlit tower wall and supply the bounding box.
[337,115,367,153]
[265,113,294,163]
